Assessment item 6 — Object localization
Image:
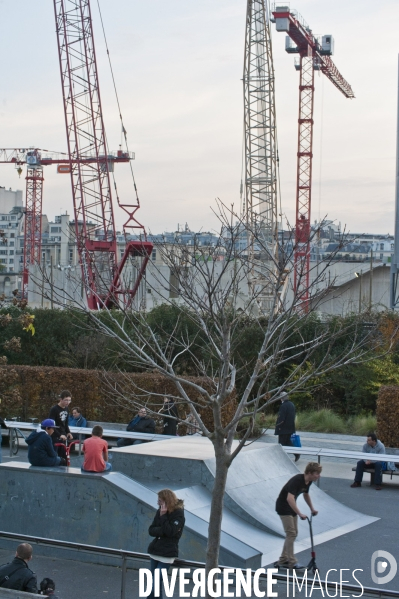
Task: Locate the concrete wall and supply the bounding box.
[0,463,260,569]
[310,265,390,316]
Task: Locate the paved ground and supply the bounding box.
[0,432,398,597]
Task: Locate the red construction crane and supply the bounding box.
[0,147,132,300]
[53,0,152,309]
[272,6,354,306]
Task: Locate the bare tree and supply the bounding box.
[35,206,391,576]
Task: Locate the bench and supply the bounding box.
[351,466,399,485]
[283,445,399,487]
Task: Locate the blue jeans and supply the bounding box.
[355,459,382,485]
[149,558,170,599]
[81,462,112,473]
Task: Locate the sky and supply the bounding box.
[0,0,398,236]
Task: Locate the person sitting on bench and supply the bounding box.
[351,432,386,491]
[117,407,156,447]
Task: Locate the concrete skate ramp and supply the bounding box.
[0,462,261,568]
[111,437,378,564]
[203,444,378,544]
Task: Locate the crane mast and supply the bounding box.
[243,0,279,314]
[53,0,152,309]
[272,6,354,307]
[23,155,44,298]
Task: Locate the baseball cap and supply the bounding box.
[41,419,60,429]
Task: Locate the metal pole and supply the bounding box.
[358,270,362,313]
[121,554,127,599]
[391,54,399,309]
[369,248,373,311]
[41,254,45,307]
[50,254,54,309]
[9,429,14,458]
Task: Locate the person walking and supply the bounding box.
[0,543,37,593]
[147,489,185,599]
[274,391,299,462]
[274,462,322,570]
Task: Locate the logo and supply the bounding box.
[371,550,397,585]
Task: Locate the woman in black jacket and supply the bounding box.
[148,489,185,599]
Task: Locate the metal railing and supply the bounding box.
[0,531,398,599]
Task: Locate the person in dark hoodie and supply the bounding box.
[160,397,179,436]
[26,419,66,467]
[147,489,185,599]
[117,407,156,447]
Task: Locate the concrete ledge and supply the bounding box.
[0,590,46,598]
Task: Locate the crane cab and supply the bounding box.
[26,150,41,169]
[320,35,334,55]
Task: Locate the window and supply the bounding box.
[380,253,384,260]
[380,243,384,250]
[9,259,13,263]
[9,250,14,255]
[10,233,14,238]
[9,241,14,246]
[51,226,61,233]
[9,267,13,272]
[0,259,6,264]
[11,216,16,220]
[391,243,395,250]
[152,250,157,261]
[0,250,7,255]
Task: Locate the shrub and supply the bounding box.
[376,385,399,447]
[0,365,237,434]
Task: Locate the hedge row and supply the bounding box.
[0,365,237,434]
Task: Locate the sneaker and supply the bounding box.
[292,563,306,570]
[350,481,361,488]
[375,485,382,490]
[273,561,289,568]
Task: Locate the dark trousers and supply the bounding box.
[278,434,293,446]
[355,459,382,485]
[278,434,300,460]
[149,558,170,599]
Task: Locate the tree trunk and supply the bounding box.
[206,438,230,586]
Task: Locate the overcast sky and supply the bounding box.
[0,0,398,235]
